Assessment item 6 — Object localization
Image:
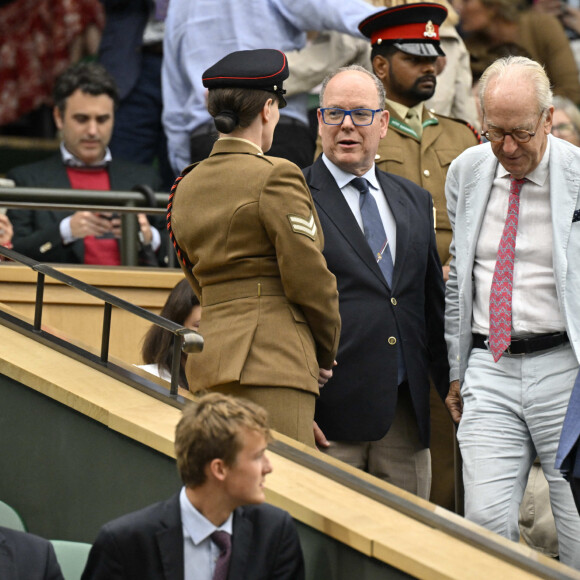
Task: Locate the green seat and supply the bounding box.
[0,500,26,531]
[50,540,92,580]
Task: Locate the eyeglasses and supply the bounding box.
[320,108,382,126]
[483,112,545,144]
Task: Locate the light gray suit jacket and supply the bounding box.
[445,135,580,384]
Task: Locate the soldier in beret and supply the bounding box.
[358,3,481,511]
[167,49,341,447]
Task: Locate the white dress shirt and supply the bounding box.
[180,487,233,580]
[322,154,397,263]
[472,139,565,336]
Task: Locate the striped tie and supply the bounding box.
[351,177,394,287]
[351,177,405,384]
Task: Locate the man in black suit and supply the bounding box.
[303,65,448,498]
[0,526,64,580]
[6,62,168,266]
[82,393,305,580]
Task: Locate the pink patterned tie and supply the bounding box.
[489,176,526,362]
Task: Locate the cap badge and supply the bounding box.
[423,20,437,38]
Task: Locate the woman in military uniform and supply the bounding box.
[167,49,341,447]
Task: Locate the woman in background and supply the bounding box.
[139,278,201,390]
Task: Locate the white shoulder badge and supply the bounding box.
[287,211,317,240]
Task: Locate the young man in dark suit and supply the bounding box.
[303,65,448,499]
[6,62,168,266]
[81,393,305,580]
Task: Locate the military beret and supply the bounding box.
[202,49,289,107]
[359,3,447,58]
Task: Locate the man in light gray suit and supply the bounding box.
[444,55,580,569]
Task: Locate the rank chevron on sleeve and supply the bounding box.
[287,212,317,240]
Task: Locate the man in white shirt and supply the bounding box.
[445,55,580,568]
[82,393,304,580]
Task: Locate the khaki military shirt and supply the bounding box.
[376,105,480,264]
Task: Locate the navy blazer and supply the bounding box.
[556,369,580,514]
[0,526,64,580]
[81,493,305,580]
[6,154,165,265]
[303,158,448,447]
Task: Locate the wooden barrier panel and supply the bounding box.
[0,264,184,365]
[1,321,579,580]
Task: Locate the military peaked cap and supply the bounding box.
[202,49,289,106]
[359,3,447,57]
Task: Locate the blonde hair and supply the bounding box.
[175,393,271,487]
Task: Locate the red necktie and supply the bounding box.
[211,531,231,580]
[489,176,526,362]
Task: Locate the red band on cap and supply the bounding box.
[370,21,440,45]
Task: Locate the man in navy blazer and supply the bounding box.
[303,66,448,499]
[82,394,305,580]
[0,526,64,580]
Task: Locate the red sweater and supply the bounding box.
[66,167,121,265]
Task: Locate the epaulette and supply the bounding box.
[459,118,483,144]
[431,110,482,144]
[166,164,196,271]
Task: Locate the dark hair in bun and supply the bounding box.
[213,110,239,134]
[208,88,276,133]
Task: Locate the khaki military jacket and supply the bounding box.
[168,138,341,395]
[376,106,480,264]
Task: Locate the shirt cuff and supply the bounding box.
[149,226,161,252]
[60,216,75,245]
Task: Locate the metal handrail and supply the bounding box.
[0,186,169,211]
[0,245,203,396]
[0,251,576,578]
[0,185,171,265]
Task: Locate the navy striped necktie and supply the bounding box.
[351,177,405,384]
[351,176,394,287]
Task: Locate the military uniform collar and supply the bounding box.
[385,99,438,139]
[216,136,264,155]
